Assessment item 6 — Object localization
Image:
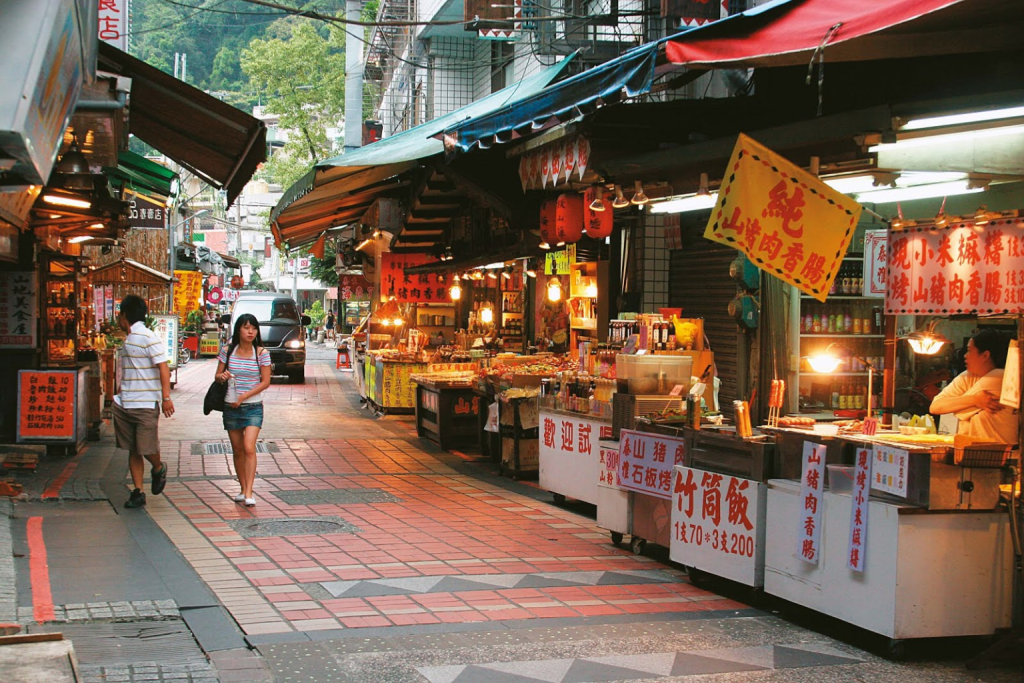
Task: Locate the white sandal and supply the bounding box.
[244,497,256,507]
[233,493,246,503]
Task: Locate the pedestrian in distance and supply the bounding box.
[325,310,336,342]
[113,295,173,509]
[214,313,271,506]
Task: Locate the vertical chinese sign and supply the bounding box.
[380,254,450,304]
[98,0,129,51]
[173,270,202,316]
[17,370,77,442]
[0,272,37,348]
[862,229,887,298]
[671,465,767,587]
[885,219,1024,315]
[797,442,827,565]
[847,447,873,572]
[617,430,686,500]
[704,133,863,301]
[153,315,179,370]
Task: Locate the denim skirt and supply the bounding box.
[223,402,264,431]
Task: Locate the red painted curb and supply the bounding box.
[42,461,77,500]
[27,516,55,622]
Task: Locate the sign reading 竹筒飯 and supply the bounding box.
[704,134,863,302]
[671,465,767,587]
[617,430,687,500]
[885,220,1024,315]
[797,441,827,565]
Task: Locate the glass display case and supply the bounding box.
[342,300,371,334]
[41,254,80,367]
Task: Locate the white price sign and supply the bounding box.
[671,466,766,587]
[872,445,908,498]
[599,444,620,487]
[618,429,687,500]
[152,315,180,370]
[797,442,827,565]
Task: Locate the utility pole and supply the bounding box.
[344,0,364,152]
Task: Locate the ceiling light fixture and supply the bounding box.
[900,105,1024,131]
[589,185,606,212]
[630,180,649,206]
[68,236,93,244]
[612,185,629,209]
[42,192,91,209]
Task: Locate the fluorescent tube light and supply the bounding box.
[854,180,983,204]
[901,105,1024,131]
[649,192,718,214]
[870,124,1024,153]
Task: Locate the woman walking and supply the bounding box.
[214,314,271,506]
[325,310,336,342]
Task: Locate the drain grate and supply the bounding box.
[226,516,360,538]
[196,441,275,456]
[272,488,400,506]
[33,620,206,667]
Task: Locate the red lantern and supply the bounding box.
[554,192,584,243]
[539,198,559,245]
[230,275,244,289]
[583,187,613,239]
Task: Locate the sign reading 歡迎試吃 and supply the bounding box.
[797,441,827,565]
[0,272,37,348]
[17,370,77,442]
[885,219,1024,315]
[671,465,767,587]
[872,445,908,498]
[863,229,887,298]
[704,134,863,302]
[380,253,450,304]
[152,315,179,370]
[173,270,202,315]
[617,430,687,500]
[847,447,874,573]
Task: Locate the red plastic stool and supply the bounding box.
[336,344,352,370]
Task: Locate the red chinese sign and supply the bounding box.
[797,442,827,565]
[863,229,887,298]
[885,219,1024,315]
[380,253,451,303]
[847,447,873,573]
[18,370,76,441]
[704,133,863,302]
[671,465,767,587]
[339,274,373,301]
[618,429,687,500]
[99,0,128,51]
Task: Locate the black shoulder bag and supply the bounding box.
[203,345,234,415]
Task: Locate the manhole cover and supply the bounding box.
[227,516,360,538]
[272,489,400,505]
[196,441,275,456]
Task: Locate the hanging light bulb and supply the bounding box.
[480,305,494,324]
[696,173,711,197]
[450,282,463,300]
[525,267,537,278]
[501,267,512,280]
[974,205,992,226]
[612,185,629,209]
[393,318,404,327]
[589,185,606,212]
[486,269,498,279]
[630,180,649,206]
[547,277,562,302]
[539,241,551,250]
[585,281,598,297]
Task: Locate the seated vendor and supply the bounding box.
[929,329,1018,444]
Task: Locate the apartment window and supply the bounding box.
[491,41,514,93]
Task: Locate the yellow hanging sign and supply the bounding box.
[173,270,203,315]
[704,133,863,302]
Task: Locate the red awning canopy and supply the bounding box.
[665,0,1024,69]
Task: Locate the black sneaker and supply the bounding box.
[125,488,146,508]
[151,464,167,496]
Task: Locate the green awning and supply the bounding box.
[271,54,576,249]
[104,151,179,202]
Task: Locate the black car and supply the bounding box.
[222,293,310,383]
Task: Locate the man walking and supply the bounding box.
[113,295,174,508]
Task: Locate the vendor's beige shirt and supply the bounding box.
[933,369,1019,444]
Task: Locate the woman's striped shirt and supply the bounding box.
[218,345,271,403]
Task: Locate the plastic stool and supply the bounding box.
[336,344,352,370]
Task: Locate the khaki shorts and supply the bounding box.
[113,402,160,455]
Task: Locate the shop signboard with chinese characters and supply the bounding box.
[539,411,614,506]
[862,229,887,298]
[704,134,863,302]
[0,272,38,348]
[380,253,450,304]
[617,429,686,500]
[871,445,908,497]
[671,465,767,587]
[796,442,827,565]
[340,274,373,301]
[17,369,81,443]
[98,0,128,51]
[129,194,166,229]
[847,448,874,573]
[885,218,1024,315]
[152,315,179,371]
[172,270,202,315]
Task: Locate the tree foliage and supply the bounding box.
[308,241,339,287]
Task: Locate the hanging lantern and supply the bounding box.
[583,186,613,239]
[554,192,584,244]
[539,197,559,248]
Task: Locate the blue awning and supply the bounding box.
[271,55,575,248]
[440,40,669,156]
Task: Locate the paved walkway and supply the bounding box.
[2,344,1021,681]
